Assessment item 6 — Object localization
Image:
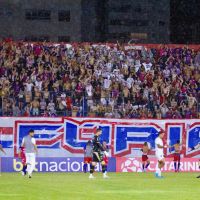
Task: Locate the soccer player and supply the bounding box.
[83,140,93,173]
[155,131,168,178]
[102,141,109,175]
[141,142,150,172]
[19,146,27,176]
[170,140,181,172]
[21,129,38,178]
[0,144,6,155]
[89,128,109,179]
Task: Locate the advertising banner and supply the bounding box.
[1,157,116,172]
[116,157,200,172]
[0,117,200,172]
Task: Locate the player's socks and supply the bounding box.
[155,163,160,175]
[90,165,94,174]
[22,165,27,175]
[83,163,87,173]
[142,164,145,171]
[158,168,162,177]
[105,165,107,172]
[102,165,106,173]
[145,163,150,169]
[89,163,93,172]
[177,162,180,172]
[27,163,31,175]
[25,165,27,175]
[174,162,177,171]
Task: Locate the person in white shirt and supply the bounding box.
[155,131,168,178]
[25,80,34,92]
[21,129,38,178]
[104,78,111,90]
[86,82,93,97]
[142,58,152,72]
[35,78,42,91]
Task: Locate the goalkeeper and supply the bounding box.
[89,128,109,179]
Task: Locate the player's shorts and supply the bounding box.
[84,157,92,163]
[92,152,102,162]
[174,153,180,162]
[103,156,108,165]
[156,153,164,162]
[142,155,149,162]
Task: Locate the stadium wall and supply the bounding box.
[0,117,200,172]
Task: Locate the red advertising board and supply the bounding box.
[116,157,200,172]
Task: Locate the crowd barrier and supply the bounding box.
[0,117,199,172]
[2,40,200,50]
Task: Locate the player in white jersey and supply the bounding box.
[155,131,168,178]
[22,129,38,178]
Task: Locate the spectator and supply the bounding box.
[31,98,40,116]
[0,42,199,119]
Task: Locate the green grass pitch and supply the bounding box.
[0,172,199,200]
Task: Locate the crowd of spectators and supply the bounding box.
[0,41,199,119]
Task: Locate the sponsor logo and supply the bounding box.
[117,157,200,172]
[1,157,116,172]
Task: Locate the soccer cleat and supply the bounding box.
[22,170,27,176]
[103,174,109,179]
[155,173,164,178]
[89,174,95,179]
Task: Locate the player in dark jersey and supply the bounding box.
[19,146,27,176]
[170,140,181,172]
[83,140,93,173]
[89,128,109,179]
[141,142,150,172]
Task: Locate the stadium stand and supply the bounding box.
[0,41,199,118]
